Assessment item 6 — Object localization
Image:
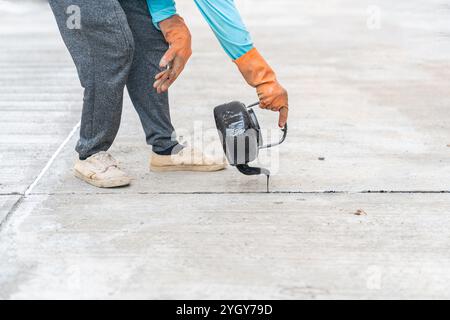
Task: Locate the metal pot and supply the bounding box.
[214,101,287,178]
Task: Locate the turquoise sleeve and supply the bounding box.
[147,0,254,59]
[193,0,253,60]
[146,0,177,30]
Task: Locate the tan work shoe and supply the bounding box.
[150,146,227,172]
[74,152,131,188]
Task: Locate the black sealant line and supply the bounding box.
[2,190,449,197]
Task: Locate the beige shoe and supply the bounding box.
[74,152,131,188]
[150,146,227,172]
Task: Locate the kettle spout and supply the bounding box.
[236,164,270,176]
[236,164,271,193]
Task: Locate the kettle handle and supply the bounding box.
[247,102,288,149]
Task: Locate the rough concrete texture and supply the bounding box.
[0,0,449,299]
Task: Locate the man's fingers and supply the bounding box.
[155,69,170,80]
[157,78,171,93]
[155,70,167,80]
[278,107,288,128]
[168,57,184,79]
[153,73,169,87]
[156,73,175,93]
[155,75,170,93]
[159,69,179,92]
[159,79,173,93]
[259,97,271,109]
[159,47,176,68]
[157,57,185,93]
[153,70,170,90]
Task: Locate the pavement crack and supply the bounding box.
[1,189,448,229]
[0,192,23,196]
[361,190,450,194]
[21,190,450,196]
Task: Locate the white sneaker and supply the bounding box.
[150,146,227,172]
[74,152,131,188]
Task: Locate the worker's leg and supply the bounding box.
[48,0,135,159]
[118,0,180,154]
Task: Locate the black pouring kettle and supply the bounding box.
[214,101,287,191]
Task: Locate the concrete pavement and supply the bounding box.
[0,0,449,299]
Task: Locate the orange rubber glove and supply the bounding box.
[153,15,192,94]
[234,48,288,128]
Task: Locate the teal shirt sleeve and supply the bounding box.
[146,0,177,30]
[193,0,253,60]
[146,0,254,60]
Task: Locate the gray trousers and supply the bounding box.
[49,0,178,159]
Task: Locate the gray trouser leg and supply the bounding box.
[119,0,178,153]
[49,0,177,158]
[49,0,135,159]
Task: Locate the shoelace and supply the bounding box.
[92,152,118,172]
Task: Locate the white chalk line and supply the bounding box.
[24,121,81,197]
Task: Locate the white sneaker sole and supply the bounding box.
[74,169,131,188]
[150,163,227,172]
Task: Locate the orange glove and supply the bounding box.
[153,15,192,93]
[234,48,288,127]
